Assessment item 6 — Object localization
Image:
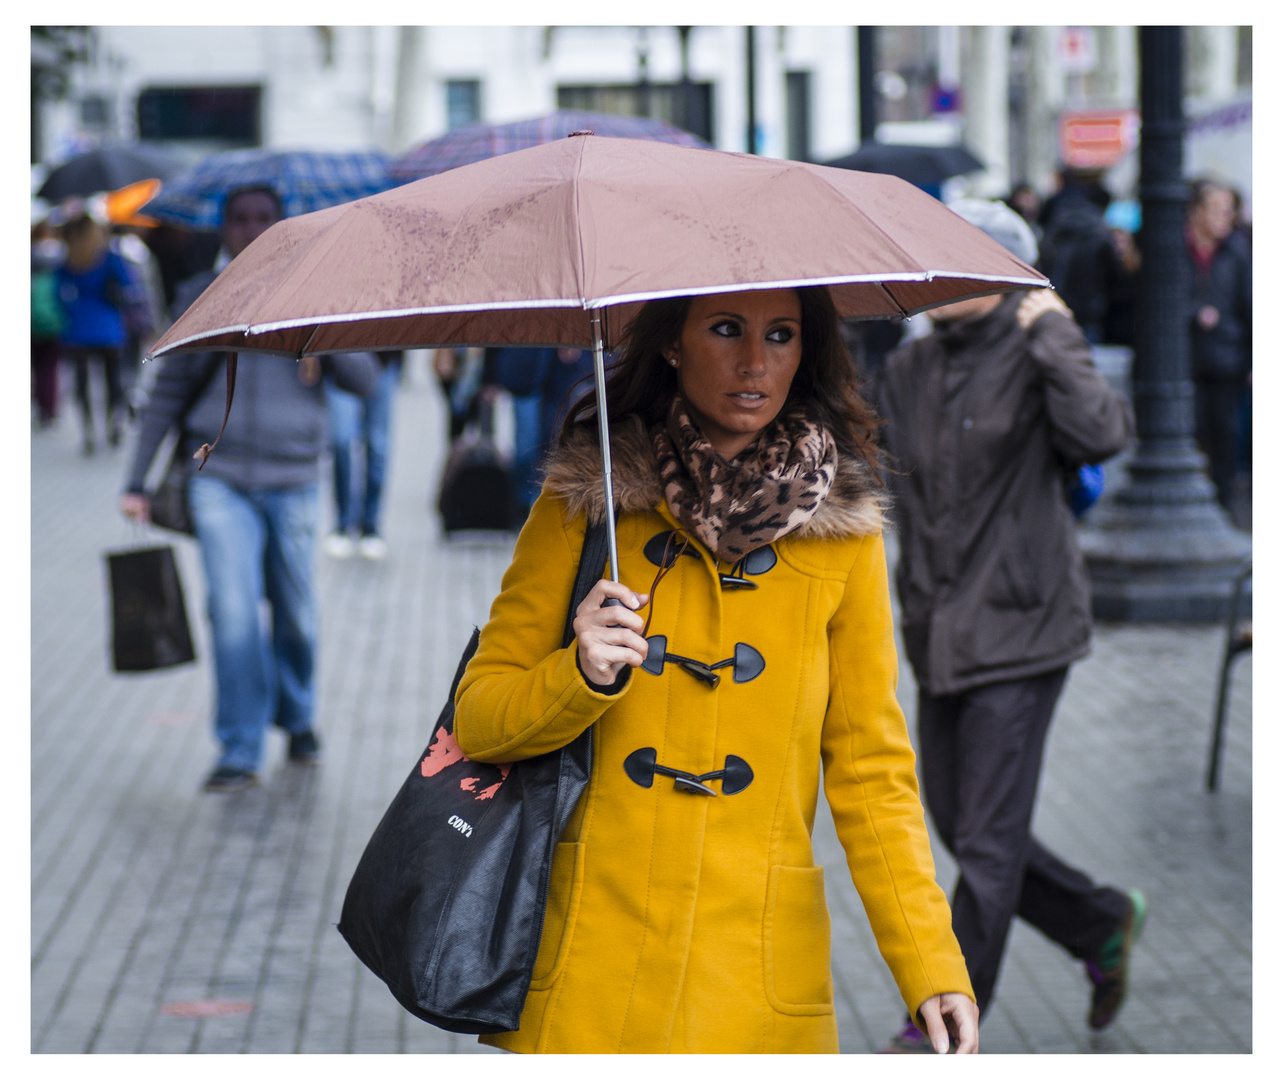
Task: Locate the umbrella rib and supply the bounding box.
[572,137,589,306]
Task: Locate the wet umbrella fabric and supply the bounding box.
[140,148,396,231]
[147,134,1048,579]
[390,109,708,182]
[37,143,182,202]
[823,142,985,187]
[149,134,1043,359]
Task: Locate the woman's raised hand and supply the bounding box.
[573,579,650,688]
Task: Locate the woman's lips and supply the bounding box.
[727,391,769,409]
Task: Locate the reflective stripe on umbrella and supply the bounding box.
[148,134,1049,581]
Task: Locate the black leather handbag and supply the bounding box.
[337,517,609,1033]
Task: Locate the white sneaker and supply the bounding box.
[358,533,388,560]
[324,532,356,558]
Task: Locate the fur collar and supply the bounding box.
[542,414,887,540]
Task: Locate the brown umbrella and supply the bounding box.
[149,134,1047,579]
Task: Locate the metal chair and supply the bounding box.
[1206,562,1252,791]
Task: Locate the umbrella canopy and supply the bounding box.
[149,134,1044,360]
[823,143,985,187]
[149,134,1047,581]
[37,142,182,202]
[390,109,708,182]
[140,148,396,231]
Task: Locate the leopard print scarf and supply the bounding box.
[651,396,838,565]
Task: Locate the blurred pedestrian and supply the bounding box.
[323,350,403,560]
[1186,178,1252,515]
[489,345,594,523]
[1102,199,1142,348]
[431,346,487,442]
[877,199,1144,1049]
[110,224,165,409]
[454,287,979,1053]
[1036,169,1120,344]
[53,203,133,453]
[31,208,66,427]
[1004,181,1042,241]
[120,185,378,793]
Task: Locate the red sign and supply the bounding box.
[1059,109,1139,168]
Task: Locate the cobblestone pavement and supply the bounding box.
[31,356,1252,1054]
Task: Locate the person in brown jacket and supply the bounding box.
[876,199,1145,1049]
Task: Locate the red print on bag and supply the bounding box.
[422,727,467,777]
[421,727,512,801]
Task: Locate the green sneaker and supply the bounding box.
[1086,889,1147,1029]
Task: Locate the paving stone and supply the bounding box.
[31,358,1251,1054]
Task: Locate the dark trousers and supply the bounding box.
[917,668,1129,1017]
[66,345,125,442]
[1195,377,1247,511]
[31,339,60,423]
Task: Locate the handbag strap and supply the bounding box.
[561,511,615,649]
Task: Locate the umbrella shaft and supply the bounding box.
[591,313,620,583]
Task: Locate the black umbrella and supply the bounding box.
[37,143,182,202]
[822,142,985,187]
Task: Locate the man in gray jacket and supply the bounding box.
[877,200,1143,1048]
[121,186,378,792]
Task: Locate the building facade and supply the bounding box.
[32,25,1251,204]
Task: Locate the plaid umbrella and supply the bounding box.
[390,110,708,181]
[141,148,395,231]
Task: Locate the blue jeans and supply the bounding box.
[188,475,320,772]
[326,364,397,534]
[510,392,544,515]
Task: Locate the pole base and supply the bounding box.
[1080,499,1251,623]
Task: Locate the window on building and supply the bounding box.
[785,71,812,161]
[446,80,482,130]
[557,82,714,143]
[136,85,262,145]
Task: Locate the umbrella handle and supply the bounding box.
[591,312,620,583]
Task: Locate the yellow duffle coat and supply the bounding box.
[454,418,972,1053]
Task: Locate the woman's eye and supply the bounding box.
[710,320,741,338]
[767,327,797,344]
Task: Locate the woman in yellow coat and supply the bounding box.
[454,286,977,1053]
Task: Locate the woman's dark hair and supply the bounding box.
[560,286,885,476]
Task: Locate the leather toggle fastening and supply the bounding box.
[644,531,703,569]
[623,747,755,796]
[645,531,777,592]
[640,636,766,686]
[719,545,779,590]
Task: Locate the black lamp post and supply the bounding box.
[857,26,877,144]
[1079,26,1250,620]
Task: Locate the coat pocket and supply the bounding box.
[528,842,585,990]
[764,865,834,1014]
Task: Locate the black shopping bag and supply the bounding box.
[106,545,196,673]
[337,518,608,1033]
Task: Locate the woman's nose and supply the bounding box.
[737,339,766,376]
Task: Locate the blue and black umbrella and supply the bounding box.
[141,148,396,231]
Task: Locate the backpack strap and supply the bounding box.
[562,511,616,649]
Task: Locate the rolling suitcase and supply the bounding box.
[437,399,513,533]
